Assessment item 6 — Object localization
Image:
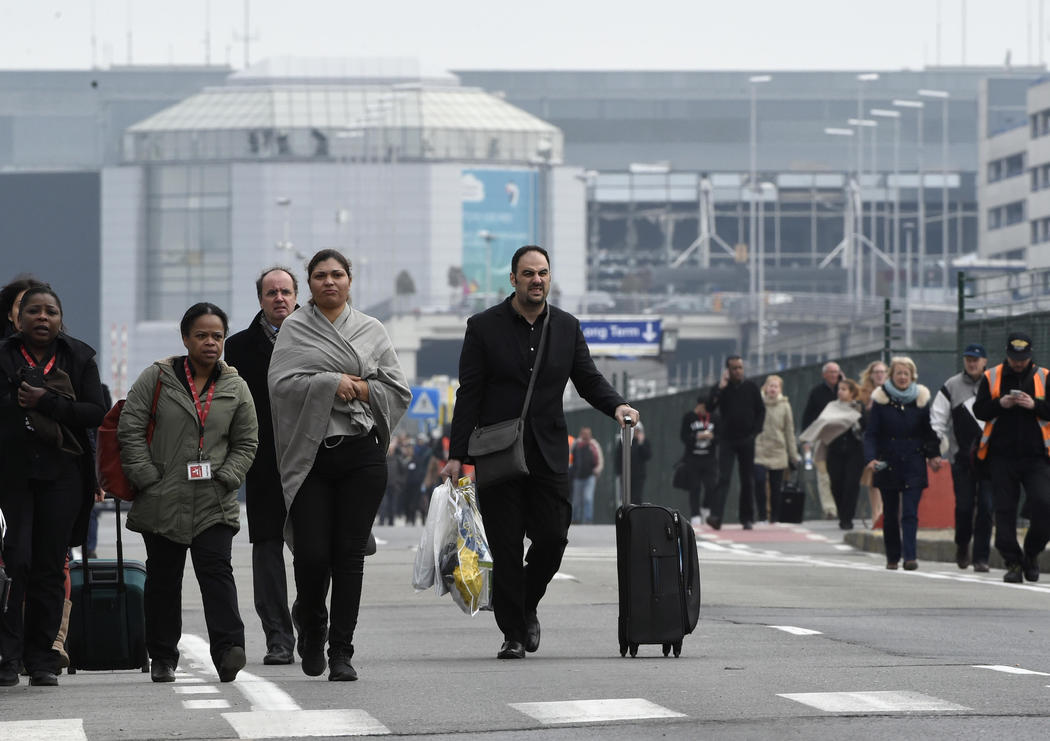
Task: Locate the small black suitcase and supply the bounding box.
[779,471,806,524]
[615,419,700,657]
[67,502,149,673]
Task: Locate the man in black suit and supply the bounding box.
[224,267,298,665]
[441,246,638,660]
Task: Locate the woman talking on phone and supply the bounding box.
[118,303,257,684]
[864,356,943,571]
[0,285,106,687]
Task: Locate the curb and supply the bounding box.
[843,528,1048,572]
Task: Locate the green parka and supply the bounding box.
[117,357,258,545]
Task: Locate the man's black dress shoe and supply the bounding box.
[150,661,176,683]
[218,646,246,683]
[705,515,722,530]
[1024,558,1041,582]
[525,615,541,653]
[0,662,18,687]
[497,640,525,659]
[29,671,58,686]
[263,646,294,665]
[328,652,358,681]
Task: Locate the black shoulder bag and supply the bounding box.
[467,310,551,488]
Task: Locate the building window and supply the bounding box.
[1005,200,1025,226]
[144,164,232,320]
[989,153,1024,183]
[988,206,1002,229]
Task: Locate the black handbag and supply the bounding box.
[467,311,550,488]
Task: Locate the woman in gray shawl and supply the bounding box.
[268,249,410,682]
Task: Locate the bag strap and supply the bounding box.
[145,372,163,445]
[519,310,551,420]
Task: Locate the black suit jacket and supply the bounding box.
[224,312,285,541]
[449,297,625,476]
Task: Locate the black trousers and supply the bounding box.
[0,457,81,673]
[290,434,386,658]
[252,538,294,652]
[827,442,864,527]
[989,455,1050,566]
[952,459,994,564]
[142,525,244,669]
[752,465,784,522]
[712,439,756,524]
[685,458,717,518]
[477,434,571,645]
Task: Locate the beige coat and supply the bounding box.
[754,394,800,470]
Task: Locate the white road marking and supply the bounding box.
[805,534,829,541]
[183,699,231,709]
[0,719,86,741]
[552,572,579,581]
[180,634,300,711]
[510,698,685,724]
[833,544,854,551]
[769,625,823,636]
[779,691,969,712]
[974,664,1050,676]
[223,709,390,738]
[698,541,730,552]
[175,685,221,694]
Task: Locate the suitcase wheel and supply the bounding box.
[629,643,638,658]
[141,663,150,673]
[67,667,76,675]
[662,643,671,657]
[673,642,682,658]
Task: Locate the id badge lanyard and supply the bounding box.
[183,357,216,462]
[20,346,56,374]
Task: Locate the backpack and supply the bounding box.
[95,375,162,502]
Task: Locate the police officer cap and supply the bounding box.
[1006,331,1033,359]
[962,343,986,358]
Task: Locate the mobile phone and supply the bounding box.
[17,366,45,388]
[1010,389,1023,397]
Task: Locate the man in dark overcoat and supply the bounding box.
[441,246,638,660]
[224,267,298,665]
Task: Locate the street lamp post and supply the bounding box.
[855,73,879,252]
[748,75,771,316]
[848,117,877,298]
[871,108,902,304]
[894,99,925,302]
[920,88,951,293]
[757,181,776,370]
[825,127,856,299]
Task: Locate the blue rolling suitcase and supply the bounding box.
[615,419,701,657]
[67,502,149,673]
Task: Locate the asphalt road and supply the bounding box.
[4,510,1050,740]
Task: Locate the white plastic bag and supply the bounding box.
[438,479,493,615]
[412,479,453,592]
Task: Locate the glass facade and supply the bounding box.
[144,164,231,319]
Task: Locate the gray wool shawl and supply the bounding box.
[268,303,411,542]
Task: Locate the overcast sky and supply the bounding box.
[1,0,1047,72]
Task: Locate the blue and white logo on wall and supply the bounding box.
[462,169,537,295]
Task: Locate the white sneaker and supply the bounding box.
[690,515,701,528]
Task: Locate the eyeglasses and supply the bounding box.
[264,289,295,298]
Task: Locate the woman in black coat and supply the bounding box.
[0,285,106,687]
[864,356,943,571]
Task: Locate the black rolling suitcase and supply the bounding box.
[67,502,149,673]
[778,470,805,524]
[615,419,700,657]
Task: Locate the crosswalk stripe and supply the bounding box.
[180,634,300,711]
[779,691,969,712]
[222,709,390,738]
[175,685,221,694]
[973,664,1050,676]
[510,698,685,724]
[0,719,87,741]
[184,699,231,709]
[769,625,822,636]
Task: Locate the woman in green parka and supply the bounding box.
[118,303,258,684]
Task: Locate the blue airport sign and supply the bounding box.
[580,319,662,357]
[407,386,441,419]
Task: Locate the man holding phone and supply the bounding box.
[973,332,1050,583]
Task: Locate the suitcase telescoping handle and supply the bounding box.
[83,499,127,593]
[620,416,634,508]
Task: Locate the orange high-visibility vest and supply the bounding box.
[976,363,1050,459]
